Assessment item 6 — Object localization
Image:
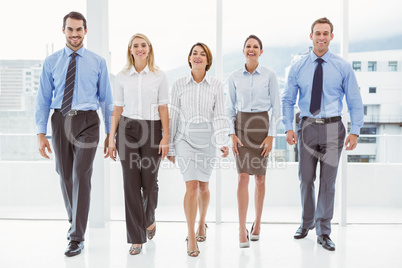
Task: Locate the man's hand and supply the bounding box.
[103,134,110,158]
[345,134,358,151]
[260,136,274,157]
[285,130,297,145]
[230,134,243,157]
[37,133,52,159]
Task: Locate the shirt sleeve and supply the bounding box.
[98,58,113,134]
[35,59,54,135]
[282,65,299,132]
[225,74,237,135]
[343,64,364,135]
[213,81,229,146]
[113,72,124,107]
[168,82,180,156]
[268,71,281,137]
[158,72,169,105]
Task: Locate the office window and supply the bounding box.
[353,61,361,71]
[389,61,398,71]
[368,61,377,72]
[364,105,367,115]
[369,87,376,93]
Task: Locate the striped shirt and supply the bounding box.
[169,74,228,155]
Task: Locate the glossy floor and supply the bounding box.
[0,220,401,268]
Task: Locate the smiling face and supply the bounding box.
[310,23,334,57]
[189,45,208,71]
[243,38,263,62]
[130,37,150,63]
[63,18,87,51]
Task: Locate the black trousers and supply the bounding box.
[116,116,162,244]
[51,110,100,242]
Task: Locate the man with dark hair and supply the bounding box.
[282,17,363,251]
[35,11,113,257]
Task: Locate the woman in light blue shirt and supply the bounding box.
[225,35,280,248]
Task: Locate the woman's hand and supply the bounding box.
[108,139,117,161]
[260,136,274,157]
[220,146,229,157]
[159,136,169,160]
[167,156,175,164]
[230,134,243,157]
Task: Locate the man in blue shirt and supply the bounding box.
[35,11,113,257]
[282,17,363,251]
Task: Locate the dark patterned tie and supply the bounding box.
[60,52,78,116]
[309,58,324,116]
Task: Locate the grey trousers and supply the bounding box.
[116,117,162,244]
[297,118,345,235]
[51,110,100,242]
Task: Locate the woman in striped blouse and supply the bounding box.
[167,42,229,257]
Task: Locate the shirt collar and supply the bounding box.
[186,72,211,85]
[310,50,331,63]
[64,45,85,57]
[129,65,150,75]
[242,63,262,74]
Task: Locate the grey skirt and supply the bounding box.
[235,111,269,175]
[175,122,215,182]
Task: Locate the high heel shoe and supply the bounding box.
[239,229,250,248]
[185,237,200,257]
[196,223,208,242]
[129,244,142,255]
[250,222,260,241]
[147,223,156,240]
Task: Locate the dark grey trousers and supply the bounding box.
[51,110,100,242]
[116,117,162,244]
[297,119,346,235]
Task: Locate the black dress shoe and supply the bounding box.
[317,235,335,251]
[294,226,314,239]
[65,241,84,257]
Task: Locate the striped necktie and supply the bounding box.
[60,52,78,116]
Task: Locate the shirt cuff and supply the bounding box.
[114,101,124,106]
[37,124,47,135]
[349,126,361,136]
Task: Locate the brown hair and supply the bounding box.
[125,33,158,73]
[188,42,213,71]
[311,17,333,33]
[243,35,263,50]
[63,11,87,30]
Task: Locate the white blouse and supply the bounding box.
[169,74,228,155]
[114,65,169,120]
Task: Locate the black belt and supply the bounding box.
[302,116,341,124]
[54,109,95,116]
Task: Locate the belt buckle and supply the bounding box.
[67,110,78,116]
[315,118,325,124]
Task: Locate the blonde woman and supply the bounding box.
[108,33,169,255]
[167,42,229,257]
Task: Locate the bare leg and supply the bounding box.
[196,181,210,239]
[184,180,199,256]
[253,175,266,235]
[238,173,250,242]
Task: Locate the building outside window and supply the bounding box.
[352,61,361,71]
[388,61,397,71]
[368,61,377,71]
[369,87,377,93]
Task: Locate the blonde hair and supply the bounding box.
[125,33,158,72]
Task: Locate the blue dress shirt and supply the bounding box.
[282,50,364,135]
[35,46,113,134]
[225,64,281,136]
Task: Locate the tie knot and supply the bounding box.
[70,52,78,59]
[316,58,324,64]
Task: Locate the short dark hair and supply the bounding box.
[63,11,87,30]
[243,35,263,50]
[311,17,333,33]
[188,42,213,71]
